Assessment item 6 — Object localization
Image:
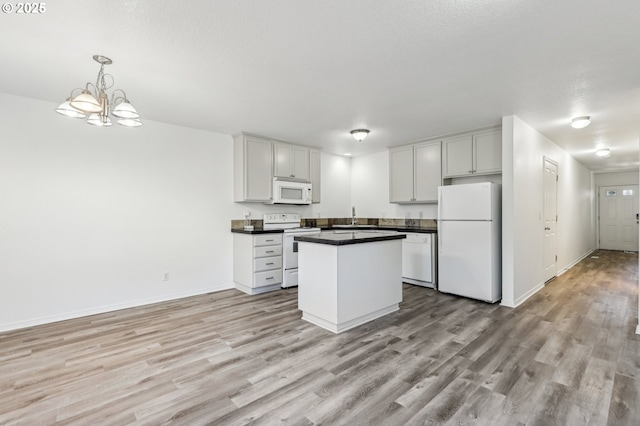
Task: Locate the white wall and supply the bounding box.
[501,115,596,308]
[594,171,639,186]
[351,151,438,219]
[0,94,235,331]
[0,93,352,331]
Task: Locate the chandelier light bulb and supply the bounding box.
[56,99,86,118]
[595,148,610,157]
[112,100,139,119]
[70,90,102,113]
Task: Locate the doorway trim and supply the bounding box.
[543,156,558,283]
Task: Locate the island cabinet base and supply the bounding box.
[302,305,399,334]
[298,239,402,334]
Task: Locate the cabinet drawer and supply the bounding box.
[254,234,283,247]
[254,269,283,287]
[254,256,282,272]
[254,245,283,258]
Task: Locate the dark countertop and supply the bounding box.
[231,228,284,235]
[320,225,437,234]
[294,230,407,246]
[373,226,437,234]
[231,225,436,235]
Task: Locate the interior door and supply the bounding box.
[599,185,639,251]
[543,159,558,282]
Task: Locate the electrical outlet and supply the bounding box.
[163,272,170,281]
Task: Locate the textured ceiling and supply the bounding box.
[1,0,639,172]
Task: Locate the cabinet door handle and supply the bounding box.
[266,276,274,280]
[265,250,274,253]
[266,262,274,265]
[265,239,274,242]
[290,174,295,177]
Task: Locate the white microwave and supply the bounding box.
[270,178,312,204]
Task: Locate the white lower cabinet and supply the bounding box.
[233,233,283,294]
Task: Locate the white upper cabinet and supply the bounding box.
[389,146,415,203]
[389,140,441,204]
[309,149,321,203]
[473,129,502,174]
[233,134,273,202]
[443,128,501,178]
[442,135,473,177]
[274,142,310,181]
[234,133,320,203]
[414,141,442,202]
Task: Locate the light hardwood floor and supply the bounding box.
[0,249,638,425]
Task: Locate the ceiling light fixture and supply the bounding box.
[350,129,370,141]
[595,148,611,157]
[56,55,141,127]
[571,116,590,129]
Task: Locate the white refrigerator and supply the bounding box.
[437,182,501,303]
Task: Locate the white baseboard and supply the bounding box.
[636,324,640,335]
[513,282,546,308]
[557,249,596,276]
[501,248,597,309]
[0,282,235,333]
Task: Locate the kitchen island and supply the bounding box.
[294,230,406,333]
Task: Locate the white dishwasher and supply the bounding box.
[402,232,436,288]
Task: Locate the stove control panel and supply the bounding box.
[263,213,301,224]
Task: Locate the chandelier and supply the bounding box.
[56,55,141,127]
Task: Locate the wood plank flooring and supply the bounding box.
[0,249,638,425]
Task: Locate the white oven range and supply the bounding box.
[263,213,320,288]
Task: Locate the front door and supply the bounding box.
[543,158,558,282]
[599,185,639,251]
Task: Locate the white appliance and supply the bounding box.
[402,232,436,288]
[270,178,312,205]
[437,182,501,303]
[263,213,320,288]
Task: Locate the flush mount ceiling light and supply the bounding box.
[596,148,611,157]
[56,55,142,127]
[350,129,370,141]
[571,116,591,129]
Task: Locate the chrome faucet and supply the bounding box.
[351,206,357,226]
